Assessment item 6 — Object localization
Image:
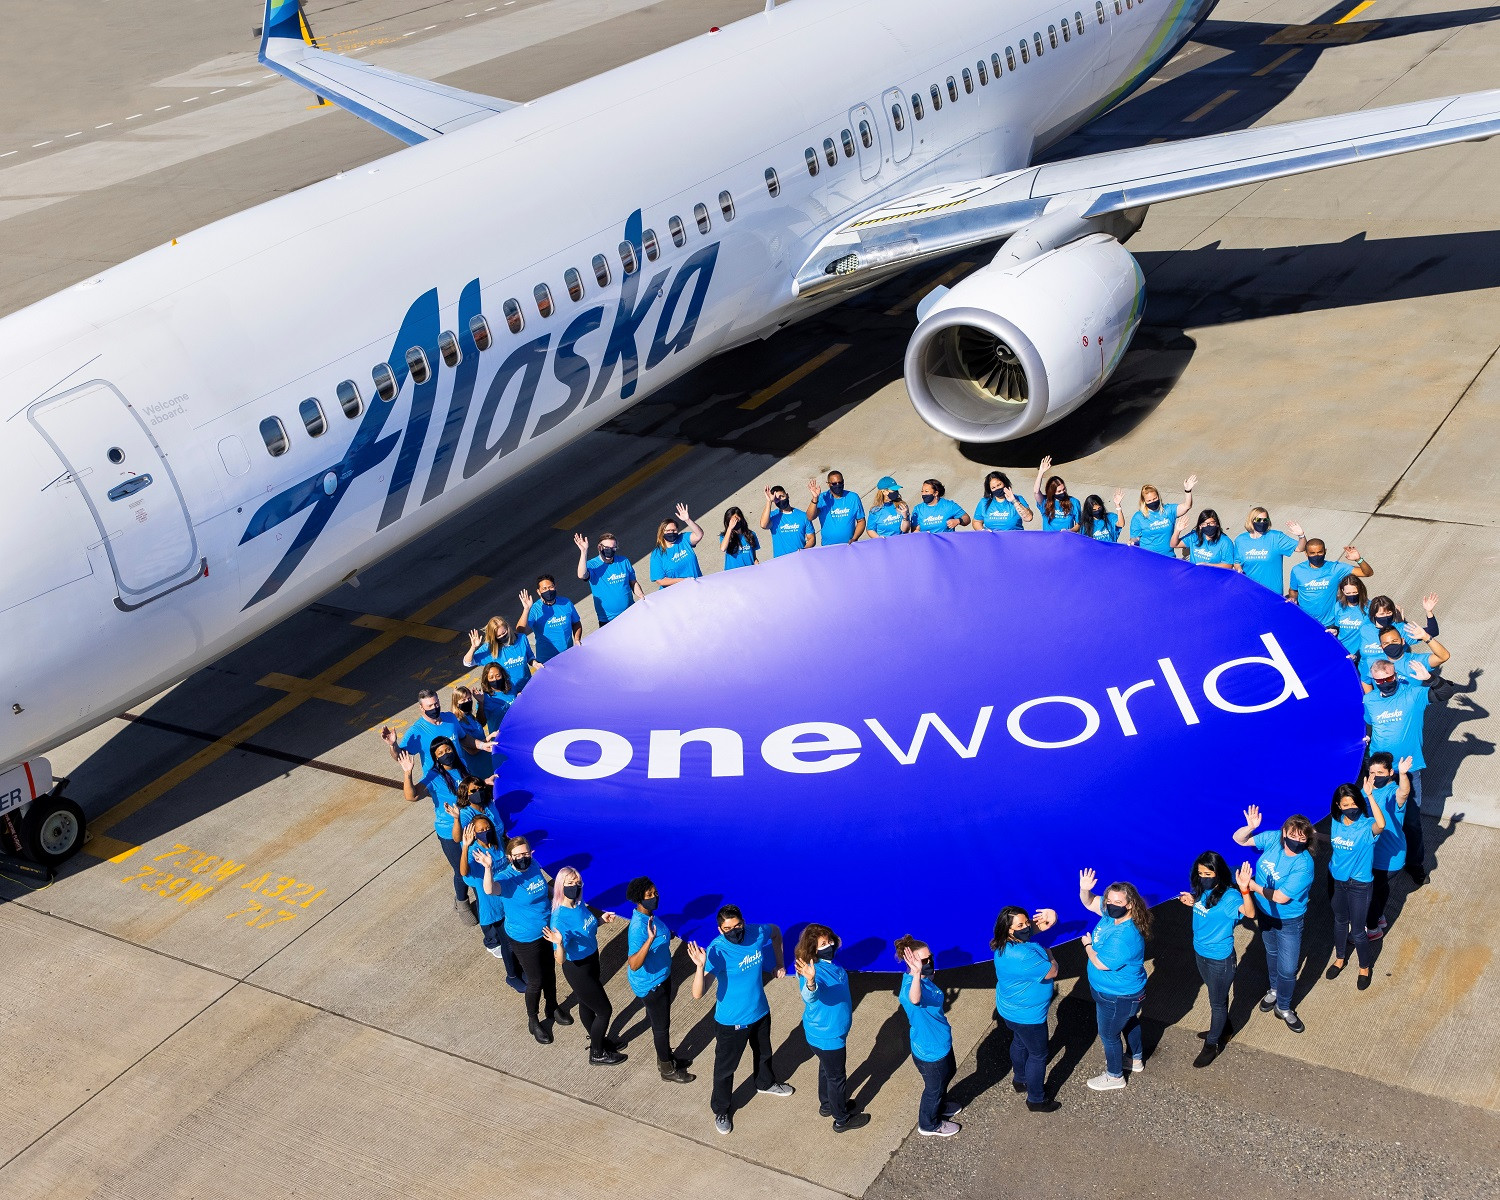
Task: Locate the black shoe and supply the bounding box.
[550,1009,574,1026]
[1276,1008,1305,1034]
[589,1049,628,1066]
[1195,1030,1211,1040]
[1357,972,1373,991]
[1011,1080,1027,1094]
[1326,961,1345,981]
[1408,869,1428,888]
[819,1105,832,1118]
[1258,989,1277,1013]
[833,1113,871,1133]
[530,1019,552,1045]
[1192,1042,1220,1069]
[658,1058,695,1084]
[1026,1100,1061,1113]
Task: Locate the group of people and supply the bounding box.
[368,457,1452,1138]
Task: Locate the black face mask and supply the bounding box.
[828,483,844,496]
[599,547,615,561]
[1010,927,1033,943]
[456,700,473,713]
[1146,500,1161,512]
[921,494,936,505]
[1307,554,1326,568]
[1383,643,1406,660]
[484,678,503,693]
[1091,506,1104,517]
[539,589,556,604]
[722,925,746,945]
[662,531,680,543]
[920,960,935,977]
[422,706,442,720]
[1340,807,1362,822]
[511,854,532,872]
[1373,614,1395,628]
[775,497,791,510]
[1376,678,1399,696]
[815,944,837,962]
[433,752,455,767]
[1202,524,1219,540]
[1369,774,1392,790]
[1342,590,1359,601]
[1196,875,1216,892]
[563,883,582,901]
[1281,837,1305,855]
[640,895,659,914]
[1252,519,1270,533]
[1105,902,1128,919]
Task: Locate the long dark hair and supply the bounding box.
[796,922,837,965]
[1078,494,1109,537]
[722,505,756,557]
[1331,782,1368,821]
[1043,474,1074,519]
[1190,850,1234,907]
[990,905,1030,953]
[428,736,466,793]
[978,471,1011,511]
[1193,508,1223,541]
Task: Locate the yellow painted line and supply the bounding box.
[552,443,694,530]
[105,842,140,863]
[739,343,850,411]
[1184,89,1237,123]
[1336,0,1376,22]
[82,574,490,855]
[350,613,458,643]
[255,672,366,706]
[885,262,975,316]
[1254,48,1301,76]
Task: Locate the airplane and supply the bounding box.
[1,0,1496,866]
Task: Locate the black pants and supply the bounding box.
[510,937,558,1022]
[1403,781,1427,880]
[813,1045,849,1122]
[1368,868,1393,932]
[436,836,467,902]
[562,953,613,1056]
[641,979,675,1062]
[1331,877,1374,969]
[711,1014,775,1116]
[480,920,524,981]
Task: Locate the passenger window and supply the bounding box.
[718,190,735,221]
[992,52,1003,77]
[405,346,430,385]
[1126,0,1133,8]
[765,167,780,197]
[977,60,988,85]
[962,68,973,93]
[669,215,686,246]
[1034,32,1044,55]
[805,147,819,176]
[643,228,661,260]
[1006,46,1017,70]
[1114,0,1122,13]
[564,267,585,302]
[259,416,289,456]
[372,362,397,402]
[1097,0,1106,18]
[911,92,925,119]
[502,298,524,334]
[592,254,611,287]
[1076,11,1085,33]
[946,76,958,102]
[694,203,712,234]
[469,314,492,352]
[336,379,362,418]
[438,330,462,367]
[534,283,554,318]
[1049,24,1058,48]
[824,137,838,167]
[1019,42,1029,64]
[891,103,906,131]
[1061,20,1070,42]
[299,398,326,438]
[618,240,638,275]
[930,83,942,110]
[858,119,872,148]
[841,129,855,157]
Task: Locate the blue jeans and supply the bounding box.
[1195,952,1235,1044]
[912,1051,955,1132]
[1256,911,1304,1012]
[1093,993,1143,1077]
[436,835,467,902]
[1331,877,1374,969]
[1003,1017,1049,1103]
[480,919,524,980]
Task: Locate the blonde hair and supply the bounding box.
[482,615,507,660]
[655,518,679,551]
[1245,506,1270,533]
[1137,484,1161,515]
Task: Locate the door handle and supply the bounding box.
[107,473,153,501]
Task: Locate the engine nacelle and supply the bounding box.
[904,233,1145,443]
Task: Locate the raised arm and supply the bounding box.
[1033,455,1052,508]
[759,487,774,530]
[1078,867,1102,915]
[805,478,821,522]
[573,532,590,580]
[1235,863,1257,919]
[515,589,533,635]
[719,511,742,552]
[1178,474,1197,518]
[397,751,423,803]
[463,628,482,668]
[1343,545,1374,579]
[687,941,709,1000]
[677,503,704,548]
[900,947,925,1004]
[1232,804,1263,847]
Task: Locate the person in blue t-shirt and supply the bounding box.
[794,923,869,1132]
[1176,852,1255,1066]
[973,471,1034,531]
[719,506,760,570]
[1332,576,1370,657]
[1129,477,1196,553]
[1174,509,1237,567]
[517,575,582,664]
[688,905,792,1135]
[649,505,705,586]
[895,934,961,1137]
[574,532,643,626]
[1363,753,1414,942]
[1364,659,1435,884]
[1079,870,1152,1090]
[1233,508,1305,593]
[991,906,1061,1110]
[396,745,486,924]
[1234,805,1316,1032]
[1374,624,1450,689]
[447,685,494,778]
[474,663,513,739]
[541,866,622,1064]
[865,477,912,538]
[477,836,569,1042]
[1077,492,1124,543]
[805,470,867,545]
[452,805,524,989]
[1288,540,1373,626]
[760,484,816,556]
[1032,456,1081,532]
[465,616,535,694]
[383,689,492,772]
[1325,783,1387,989]
[624,876,693,1084]
[911,478,969,533]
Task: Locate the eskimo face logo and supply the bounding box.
[238,211,718,606]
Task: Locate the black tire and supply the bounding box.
[22,796,86,867]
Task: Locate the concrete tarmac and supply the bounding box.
[3,0,1500,1195]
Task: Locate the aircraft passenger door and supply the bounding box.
[849,102,883,180]
[29,380,203,610]
[881,88,913,163]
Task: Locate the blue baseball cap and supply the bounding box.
[877,476,902,491]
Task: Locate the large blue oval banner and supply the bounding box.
[494,532,1366,968]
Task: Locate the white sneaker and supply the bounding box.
[1131,1057,1145,1073]
[1086,1072,1126,1091]
[486,945,506,959]
[918,1120,960,1137]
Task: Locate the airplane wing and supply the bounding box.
[795,89,1500,296]
[259,0,518,145]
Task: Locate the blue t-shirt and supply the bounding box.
[1181,530,1237,566]
[475,690,512,738]
[974,496,1028,531]
[526,597,580,663]
[550,902,600,960]
[650,538,702,581]
[992,942,1054,1025]
[1038,497,1080,532]
[474,638,534,694]
[799,960,853,1050]
[1364,680,1430,771]
[1250,830,1315,918]
[1371,783,1408,871]
[705,925,773,1026]
[626,911,672,997]
[1333,602,1369,655]
[1079,511,1121,543]
[767,507,814,556]
[1394,651,1433,686]
[452,713,490,779]
[418,761,468,838]
[723,529,759,570]
[492,862,550,942]
[1087,914,1147,997]
[867,504,907,537]
[1289,560,1355,626]
[899,976,953,1062]
[460,865,507,925]
[1329,812,1379,883]
[912,497,967,533]
[1234,530,1299,593]
[399,712,468,770]
[1192,888,1245,959]
[1130,504,1179,554]
[585,556,637,623]
[814,490,866,545]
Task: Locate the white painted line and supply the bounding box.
[424,23,437,29]
[236,80,253,86]
[126,113,142,119]
[262,72,276,78]
[65,131,82,138]
[32,140,52,147]
[183,96,199,103]
[465,11,478,16]
[210,88,225,94]
[155,105,171,111]
[0,150,16,158]
[95,122,113,128]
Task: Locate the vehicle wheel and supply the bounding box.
[22,796,86,867]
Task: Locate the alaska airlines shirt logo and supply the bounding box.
[237,210,718,608]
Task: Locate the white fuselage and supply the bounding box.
[0,0,1209,768]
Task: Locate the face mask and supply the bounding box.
[1146,500,1160,512]
[1281,837,1305,855]
[511,854,532,872]
[663,531,679,543]
[1383,643,1406,660]
[422,706,441,720]
[815,944,837,962]
[434,751,454,766]
[920,960,935,977]
[1252,519,1269,533]
[1374,614,1394,628]
[599,546,615,561]
[1202,524,1219,539]
[722,925,746,945]
[1197,874,1215,889]
[563,883,582,901]
[485,677,502,692]
[1376,678,1399,696]
[456,700,472,713]
[921,494,936,504]
[640,895,659,914]
[539,589,556,604]
[1091,505,1104,517]
[1370,774,1392,790]
[828,483,844,496]
[1010,927,1033,943]
[1307,554,1326,568]
[775,496,791,510]
[1340,807,1361,822]
[1105,902,1128,919]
